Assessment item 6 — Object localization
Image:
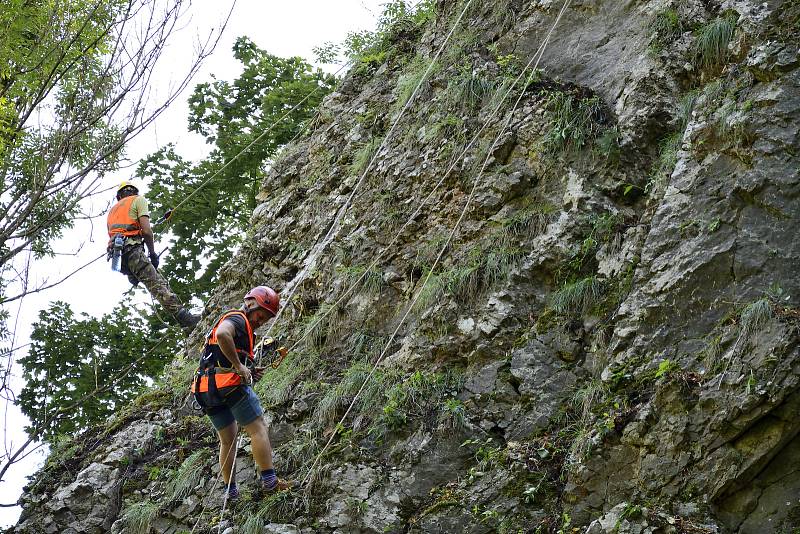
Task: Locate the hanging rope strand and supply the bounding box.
[299,0,573,488]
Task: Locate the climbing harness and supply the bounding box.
[191,310,254,410]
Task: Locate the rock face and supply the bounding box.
[11,0,800,532]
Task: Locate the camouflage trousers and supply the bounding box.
[122,244,184,317]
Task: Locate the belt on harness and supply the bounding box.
[191,365,248,408]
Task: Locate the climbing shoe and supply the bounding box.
[176,308,200,330]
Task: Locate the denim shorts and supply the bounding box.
[206,386,264,430]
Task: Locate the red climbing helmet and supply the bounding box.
[244,285,280,317]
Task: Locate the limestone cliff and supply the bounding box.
[10,0,800,532]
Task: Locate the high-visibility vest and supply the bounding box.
[191,311,254,408]
[107,196,142,243]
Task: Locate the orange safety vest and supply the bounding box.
[107,195,142,244]
[191,311,254,408]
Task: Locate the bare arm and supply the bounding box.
[138,215,155,255]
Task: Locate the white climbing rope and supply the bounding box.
[299,0,574,488]
[210,2,479,530]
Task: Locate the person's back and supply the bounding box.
[106,181,199,330]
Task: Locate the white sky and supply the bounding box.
[0,0,385,526]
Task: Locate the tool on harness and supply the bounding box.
[257,337,289,369]
[256,337,289,369]
[109,235,125,271]
[191,310,254,410]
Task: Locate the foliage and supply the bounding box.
[649,8,683,54]
[314,0,437,68]
[655,359,679,379]
[17,300,178,442]
[0,0,217,317]
[544,92,605,153]
[143,37,336,301]
[693,12,738,71]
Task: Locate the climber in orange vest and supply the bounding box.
[191,286,291,499]
[106,181,199,330]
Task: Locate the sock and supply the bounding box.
[226,482,239,499]
[260,468,277,490]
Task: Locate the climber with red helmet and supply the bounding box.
[191,285,291,500]
[106,181,199,330]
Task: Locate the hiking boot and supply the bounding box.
[261,477,293,494]
[176,308,200,330]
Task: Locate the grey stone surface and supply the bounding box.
[11,0,800,533]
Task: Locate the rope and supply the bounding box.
[255,0,477,348]
[205,3,480,529]
[163,61,351,222]
[299,0,573,488]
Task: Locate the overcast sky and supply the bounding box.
[0,0,385,525]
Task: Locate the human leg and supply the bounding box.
[216,420,239,486]
[124,245,198,328]
[124,245,183,315]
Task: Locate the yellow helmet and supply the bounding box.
[116,181,139,200]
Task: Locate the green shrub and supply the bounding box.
[315,0,437,70]
[693,12,738,71]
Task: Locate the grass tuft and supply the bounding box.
[339,264,384,296]
[544,92,605,153]
[350,136,383,177]
[502,203,557,243]
[649,8,683,54]
[164,450,206,502]
[448,69,496,109]
[395,55,439,111]
[551,276,604,316]
[120,501,160,534]
[739,298,773,341]
[693,13,738,71]
[647,132,682,193]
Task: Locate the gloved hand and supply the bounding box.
[149,251,159,268]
